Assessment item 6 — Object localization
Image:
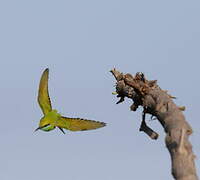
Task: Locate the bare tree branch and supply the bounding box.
[110,68,198,180]
[139,110,159,140]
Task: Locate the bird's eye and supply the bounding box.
[42,124,50,128]
[41,124,50,130]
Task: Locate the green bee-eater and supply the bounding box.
[35,68,106,134]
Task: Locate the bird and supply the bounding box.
[35,68,106,134]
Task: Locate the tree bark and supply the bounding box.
[110,68,198,180]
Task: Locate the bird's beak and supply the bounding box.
[34,127,41,132]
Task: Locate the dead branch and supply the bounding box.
[140,110,159,140]
[110,68,198,180]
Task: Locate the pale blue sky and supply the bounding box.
[0,0,200,180]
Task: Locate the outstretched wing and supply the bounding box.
[37,68,52,115]
[59,116,106,131]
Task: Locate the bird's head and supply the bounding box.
[35,116,55,132]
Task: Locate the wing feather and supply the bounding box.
[37,68,52,115]
[60,116,106,131]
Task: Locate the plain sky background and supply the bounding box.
[0,0,200,180]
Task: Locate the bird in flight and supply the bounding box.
[35,68,106,134]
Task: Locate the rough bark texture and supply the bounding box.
[110,68,198,180]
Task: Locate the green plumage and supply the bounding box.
[35,68,106,134]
